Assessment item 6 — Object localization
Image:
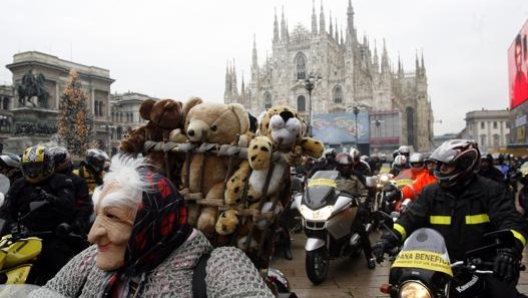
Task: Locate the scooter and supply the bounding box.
[292,170,366,285]
[379,227,524,298]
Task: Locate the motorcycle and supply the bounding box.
[0,185,88,285]
[379,227,523,298]
[291,170,368,285]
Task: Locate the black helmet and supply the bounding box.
[429,139,480,188]
[21,145,55,183]
[49,146,73,173]
[84,149,109,173]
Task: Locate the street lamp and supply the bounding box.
[301,74,321,137]
[353,106,360,147]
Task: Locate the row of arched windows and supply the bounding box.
[111,110,134,123]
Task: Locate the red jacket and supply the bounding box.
[395,170,437,211]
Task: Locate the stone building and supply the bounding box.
[224,0,434,153]
[460,109,511,153]
[4,51,114,153]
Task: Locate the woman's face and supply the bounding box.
[87,184,136,271]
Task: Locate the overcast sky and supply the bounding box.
[1,0,528,135]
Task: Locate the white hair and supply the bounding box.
[92,154,151,210]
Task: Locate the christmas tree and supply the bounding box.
[57,69,93,156]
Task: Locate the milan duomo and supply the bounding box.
[224,0,434,153]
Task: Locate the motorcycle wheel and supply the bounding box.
[306,247,329,285]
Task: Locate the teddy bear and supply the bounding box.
[179,97,250,238]
[119,98,186,186]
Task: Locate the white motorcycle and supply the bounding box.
[292,170,368,285]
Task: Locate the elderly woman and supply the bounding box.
[30,154,273,297]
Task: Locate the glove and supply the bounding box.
[372,232,401,263]
[493,248,520,281]
[386,190,402,203]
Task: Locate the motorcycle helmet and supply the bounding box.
[49,146,73,174]
[392,149,400,160]
[21,145,55,183]
[324,148,336,160]
[84,149,109,174]
[398,145,411,158]
[429,139,480,189]
[480,153,493,170]
[336,152,353,176]
[409,153,425,172]
[0,153,22,181]
[349,148,361,162]
[392,155,407,170]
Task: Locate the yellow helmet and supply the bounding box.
[21,145,55,183]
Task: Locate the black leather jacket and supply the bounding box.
[394,175,528,261]
[0,173,75,233]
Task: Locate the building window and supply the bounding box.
[294,52,307,80]
[493,134,500,148]
[480,134,486,146]
[506,122,510,128]
[333,85,343,104]
[493,121,497,129]
[480,122,485,129]
[297,95,306,112]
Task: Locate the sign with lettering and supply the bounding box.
[392,250,453,277]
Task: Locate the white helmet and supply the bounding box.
[398,145,410,157]
[392,155,407,169]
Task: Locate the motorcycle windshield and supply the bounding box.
[304,171,339,210]
[392,228,453,277]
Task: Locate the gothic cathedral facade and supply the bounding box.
[224,0,434,153]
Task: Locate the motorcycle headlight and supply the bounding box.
[299,205,333,221]
[399,281,432,298]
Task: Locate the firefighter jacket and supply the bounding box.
[393,175,528,261]
[400,171,437,202]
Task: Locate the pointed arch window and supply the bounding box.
[294,52,307,80]
[406,107,415,147]
[264,91,272,110]
[333,85,343,104]
[297,95,306,112]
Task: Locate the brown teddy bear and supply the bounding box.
[119,98,185,186]
[179,97,250,237]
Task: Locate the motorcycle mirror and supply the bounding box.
[29,200,49,212]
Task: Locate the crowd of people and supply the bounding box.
[1,139,528,296]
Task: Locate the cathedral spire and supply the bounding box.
[335,17,339,41]
[311,0,318,35]
[415,50,420,74]
[252,35,258,69]
[224,61,231,98]
[381,38,389,73]
[347,0,355,39]
[373,40,379,73]
[281,6,288,43]
[231,59,238,96]
[319,0,326,35]
[421,50,426,75]
[329,11,333,37]
[273,8,279,43]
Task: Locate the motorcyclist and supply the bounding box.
[49,146,92,238]
[389,154,408,176]
[0,145,76,284]
[0,153,22,184]
[373,139,528,298]
[349,148,371,176]
[308,148,337,177]
[387,156,438,212]
[73,148,108,194]
[480,153,507,185]
[335,152,376,269]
